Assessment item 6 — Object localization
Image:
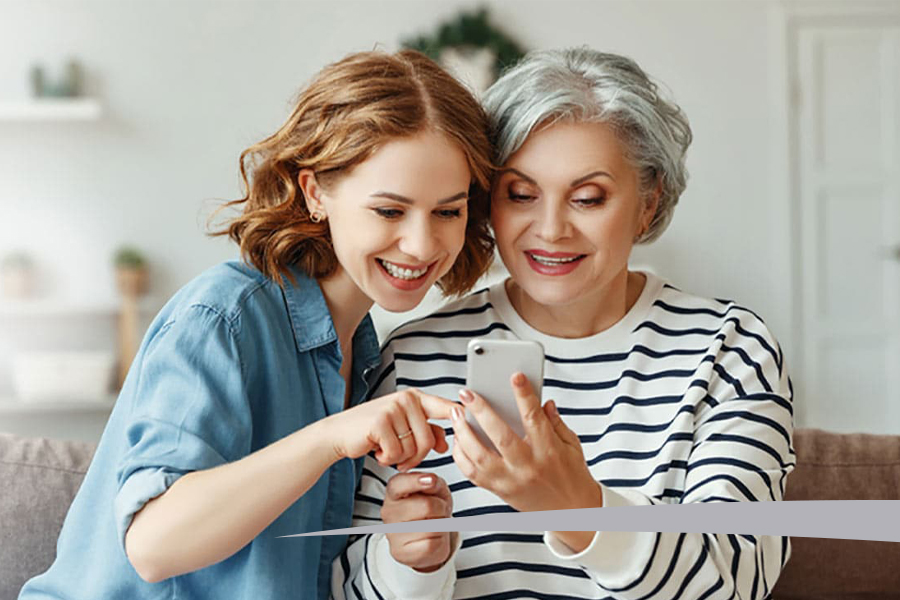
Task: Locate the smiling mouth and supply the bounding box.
[377,258,431,281]
[526,252,586,266]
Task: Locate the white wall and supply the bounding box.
[0,1,811,426]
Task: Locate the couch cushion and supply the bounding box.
[0,434,95,600]
[775,428,900,600]
[786,427,900,501]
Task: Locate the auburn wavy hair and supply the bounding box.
[212,49,495,296]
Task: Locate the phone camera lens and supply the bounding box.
[473,345,484,355]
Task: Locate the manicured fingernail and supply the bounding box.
[451,406,462,421]
[419,475,434,486]
[458,389,474,404]
[512,372,526,387]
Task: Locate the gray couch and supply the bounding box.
[2,429,900,599]
[1,434,95,600]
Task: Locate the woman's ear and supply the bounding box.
[298,169,326,219]
[638,181,662,238]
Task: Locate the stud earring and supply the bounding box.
[310,211,326,223]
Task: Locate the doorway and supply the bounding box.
[790,8,900,433]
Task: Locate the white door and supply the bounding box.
[793,18,900,434]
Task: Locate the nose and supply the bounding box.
[536,201,570,242]
[398,215,439,262]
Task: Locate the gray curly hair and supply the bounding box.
[482,47,692,243]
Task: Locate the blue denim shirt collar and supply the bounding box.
[351,313,381,374]
[282,267,380,373]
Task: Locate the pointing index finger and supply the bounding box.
[413,390,458,420]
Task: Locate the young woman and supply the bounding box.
[335,48,794,600]
[19,49,495,600]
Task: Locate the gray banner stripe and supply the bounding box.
[281,501,900,542]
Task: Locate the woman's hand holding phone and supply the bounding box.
[382,473,457,572]
[327,389,454,472]
[450,373,603,515]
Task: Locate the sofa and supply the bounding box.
[772,428,900,599]
[2,428,899,600]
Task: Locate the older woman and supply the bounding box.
[334,48,794,600]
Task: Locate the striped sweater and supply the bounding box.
[333,272,795,600]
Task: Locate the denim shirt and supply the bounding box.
[19,260,381,600]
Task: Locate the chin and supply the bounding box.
[371,289,431,313]
[376,300,421,313]
[517,277,587,308]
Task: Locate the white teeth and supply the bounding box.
[380,259,428,280]
[529,253,582,265]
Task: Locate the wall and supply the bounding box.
[0,0,837,429]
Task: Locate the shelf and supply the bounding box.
[0,396,116,415]
[0,298,159,319]
[0,98,102,122]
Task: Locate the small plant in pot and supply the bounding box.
[113,246,149,297]
[113,246,149,387]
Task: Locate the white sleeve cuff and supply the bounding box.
[368,532,460,600]
[543,485,658,590]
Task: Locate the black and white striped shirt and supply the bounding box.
[333,273,794,600]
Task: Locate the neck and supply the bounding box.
[317,266,374,352]
[508,269,646,339]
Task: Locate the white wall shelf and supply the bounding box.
[0,396,115,416]
[0,396,115,442]
[0,298,159,319]
[0,98,102,122]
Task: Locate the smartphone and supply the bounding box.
[465,338,544,450]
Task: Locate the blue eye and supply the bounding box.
[435,208,463,219]
[373,208,403,219]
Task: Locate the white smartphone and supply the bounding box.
[465,338,544,450]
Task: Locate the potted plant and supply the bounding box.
[113,246,148,297]
[112,246,149,388]
[402,8,525,94]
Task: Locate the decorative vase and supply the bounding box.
[115,265,148,388]
[115,266,149,297]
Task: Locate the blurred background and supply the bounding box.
[0,0,898,441]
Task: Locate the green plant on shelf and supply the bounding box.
[113,246,149,298]
[402,7,526,78]
[113,246,147,269]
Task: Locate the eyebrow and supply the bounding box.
[369,191,468,205]
[498,168,615,186]
[497,168,536,184]
[570,170,615,186]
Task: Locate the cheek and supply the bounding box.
[490,206,522,253]
[590,211,638,254]
[455,220,468,251]
[447,218,469,259]
[332,217,391,258]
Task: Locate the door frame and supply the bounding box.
[770,0,900,426]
